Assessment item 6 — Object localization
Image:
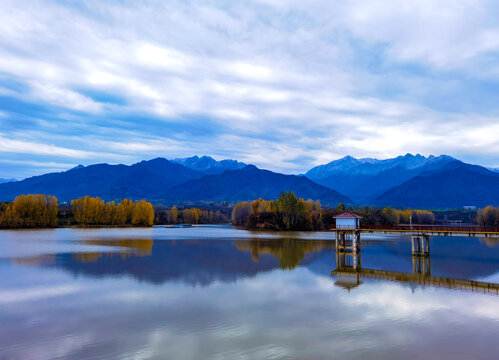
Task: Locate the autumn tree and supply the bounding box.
[0,194,58,228]
[477,206,498,226]
[70,197,154,226]
[231,202,251,225]
[131,200,155,226]
[169,206,178,223]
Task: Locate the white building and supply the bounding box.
[333,212,362,229]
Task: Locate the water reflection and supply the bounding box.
[10,237,335,285]
[6,232,499,290]
[0,227,498,360]
[332,250,499,294]
[48,239,285,285]
[235,238,334,269]
[73,238,154,262]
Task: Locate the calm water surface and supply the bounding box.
[0,225,498,359]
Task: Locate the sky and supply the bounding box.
[1,0,499,180]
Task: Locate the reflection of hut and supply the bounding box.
[334,273,363,291]
[333,212,362,229]
[333,251,362,291]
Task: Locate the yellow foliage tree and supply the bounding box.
[71,197,154,227]
[132,200,155,226]
[0,194,58,228]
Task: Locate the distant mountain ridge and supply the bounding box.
[0,153,497,208]
[307,153,455,178]
[305,154,457,203]
[373,162,499,208]
[0,178,16,184]
[0,158,351,206]
[0,158,203,202]
[171,155,246,174]
[162,165,352,206]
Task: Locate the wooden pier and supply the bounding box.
[331,223,499,257]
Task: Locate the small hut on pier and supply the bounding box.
[333,212,362,229]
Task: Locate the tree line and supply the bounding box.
[155,206,229,224]
[71,197,154,226]
[0,194,155,228]
[231,192,436,231]
[3,191,474,231]
[232,191,323,230]
[477,206,499,226]
[0,194,232,229]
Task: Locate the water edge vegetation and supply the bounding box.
[1,192,497,230]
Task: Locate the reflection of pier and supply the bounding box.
[331,251,499,294]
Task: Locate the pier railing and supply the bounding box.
[331,224,499,233]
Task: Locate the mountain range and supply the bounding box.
[171,155,246,174]
[373,162,499,208]
[305,154,499,207]
[0,156,350,206]
[163,165,350,206]
[0,154,498,208]
[305,154,456,203]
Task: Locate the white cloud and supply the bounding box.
[135,43,194,73]
[0,0,499,177]
[29,81,103,113]
[0,136,98,158]
[0,285,80,304]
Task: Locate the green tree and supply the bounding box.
[276,191,305,230]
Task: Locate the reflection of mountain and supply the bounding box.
[48,240,316,286]
[235,239,334,270]
[36,239,332,285]
[10,236,499,288]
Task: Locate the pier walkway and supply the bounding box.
[330,222,499,294]
[331,224,499,256]
[331,224,499,238]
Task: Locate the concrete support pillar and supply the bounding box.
[411,234,430,257]
[424,235,430,256]
[335,230,361,253]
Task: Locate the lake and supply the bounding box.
[0,225,498,359]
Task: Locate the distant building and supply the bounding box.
[333,212,362,229]
[463,206,477,210]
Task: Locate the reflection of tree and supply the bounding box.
[480,238,499,248]
[11,239,155,265]
[73,239,154,263]
[11,254,55,266]
[235,239,333,270]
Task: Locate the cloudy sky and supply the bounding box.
[1,0,499,179]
